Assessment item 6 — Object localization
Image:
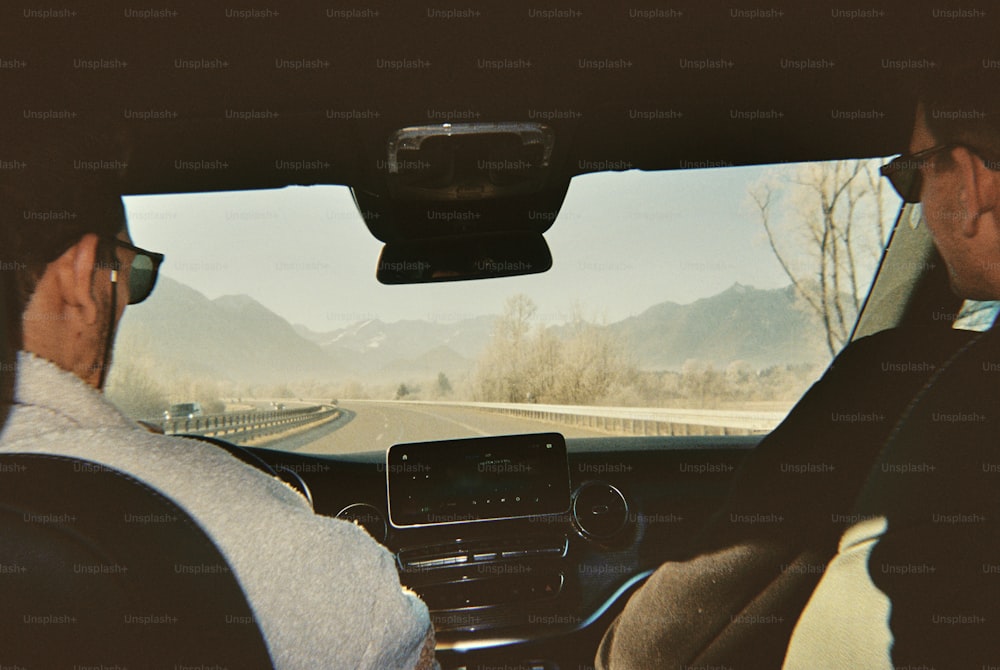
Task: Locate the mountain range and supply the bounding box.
[606,283,827,370]
[113,276,829,386]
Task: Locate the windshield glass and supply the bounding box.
[111,162,898,453]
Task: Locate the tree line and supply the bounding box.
[469,294,817,409]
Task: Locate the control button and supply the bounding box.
[572,482,629,539]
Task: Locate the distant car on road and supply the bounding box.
[164,402,203,421]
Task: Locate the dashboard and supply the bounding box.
[251,434,756,667]
[386,433,572,528]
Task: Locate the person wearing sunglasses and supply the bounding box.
[780,78,1000,667]
[881,124,1000,302]
[0,142,438,669]
[599,66,1000,670]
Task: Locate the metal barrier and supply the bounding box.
[163,404,339,444]
[389,400,787,436]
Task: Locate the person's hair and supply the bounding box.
[1,130,127,349]
[919,60,1000,168]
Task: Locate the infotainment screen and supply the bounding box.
[386,432,570,528]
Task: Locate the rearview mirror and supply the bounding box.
[376,232,552,284]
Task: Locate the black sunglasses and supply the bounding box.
[880,143,1000,204]
[104,237,165,304]
[879,144,959,204]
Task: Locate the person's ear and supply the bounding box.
[954,148,999,238]
[969,153,1000,229]
[53,233,102,326]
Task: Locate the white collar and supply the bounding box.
[0,351,138,443]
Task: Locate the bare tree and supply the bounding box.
[679,359,726,408]
[550,309,632,405]
[751,159,895,357]
[474,294,539,402]
[105,362,170,420]
[474,295,633,404]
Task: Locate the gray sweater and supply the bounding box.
[0,351,433,669]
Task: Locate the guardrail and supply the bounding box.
[391,400,787,436]
[163,404,340,444]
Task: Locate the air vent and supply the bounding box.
[418,571,564,610]
[398,535,567,572]
[572,482,628,539]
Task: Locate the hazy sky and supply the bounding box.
[123,165,895,332]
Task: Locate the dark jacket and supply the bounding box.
[597,325,983,669]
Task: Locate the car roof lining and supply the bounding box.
[9,1,976,198]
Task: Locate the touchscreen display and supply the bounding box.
[386,432,570,527]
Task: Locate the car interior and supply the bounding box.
[2,4,996,668]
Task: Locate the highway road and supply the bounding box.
[267,399,612,455]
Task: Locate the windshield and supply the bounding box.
[110,162,899,453]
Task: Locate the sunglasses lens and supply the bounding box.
[886,161,921,204]
[128,254,155,304]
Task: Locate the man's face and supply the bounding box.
[911,106,998,300]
